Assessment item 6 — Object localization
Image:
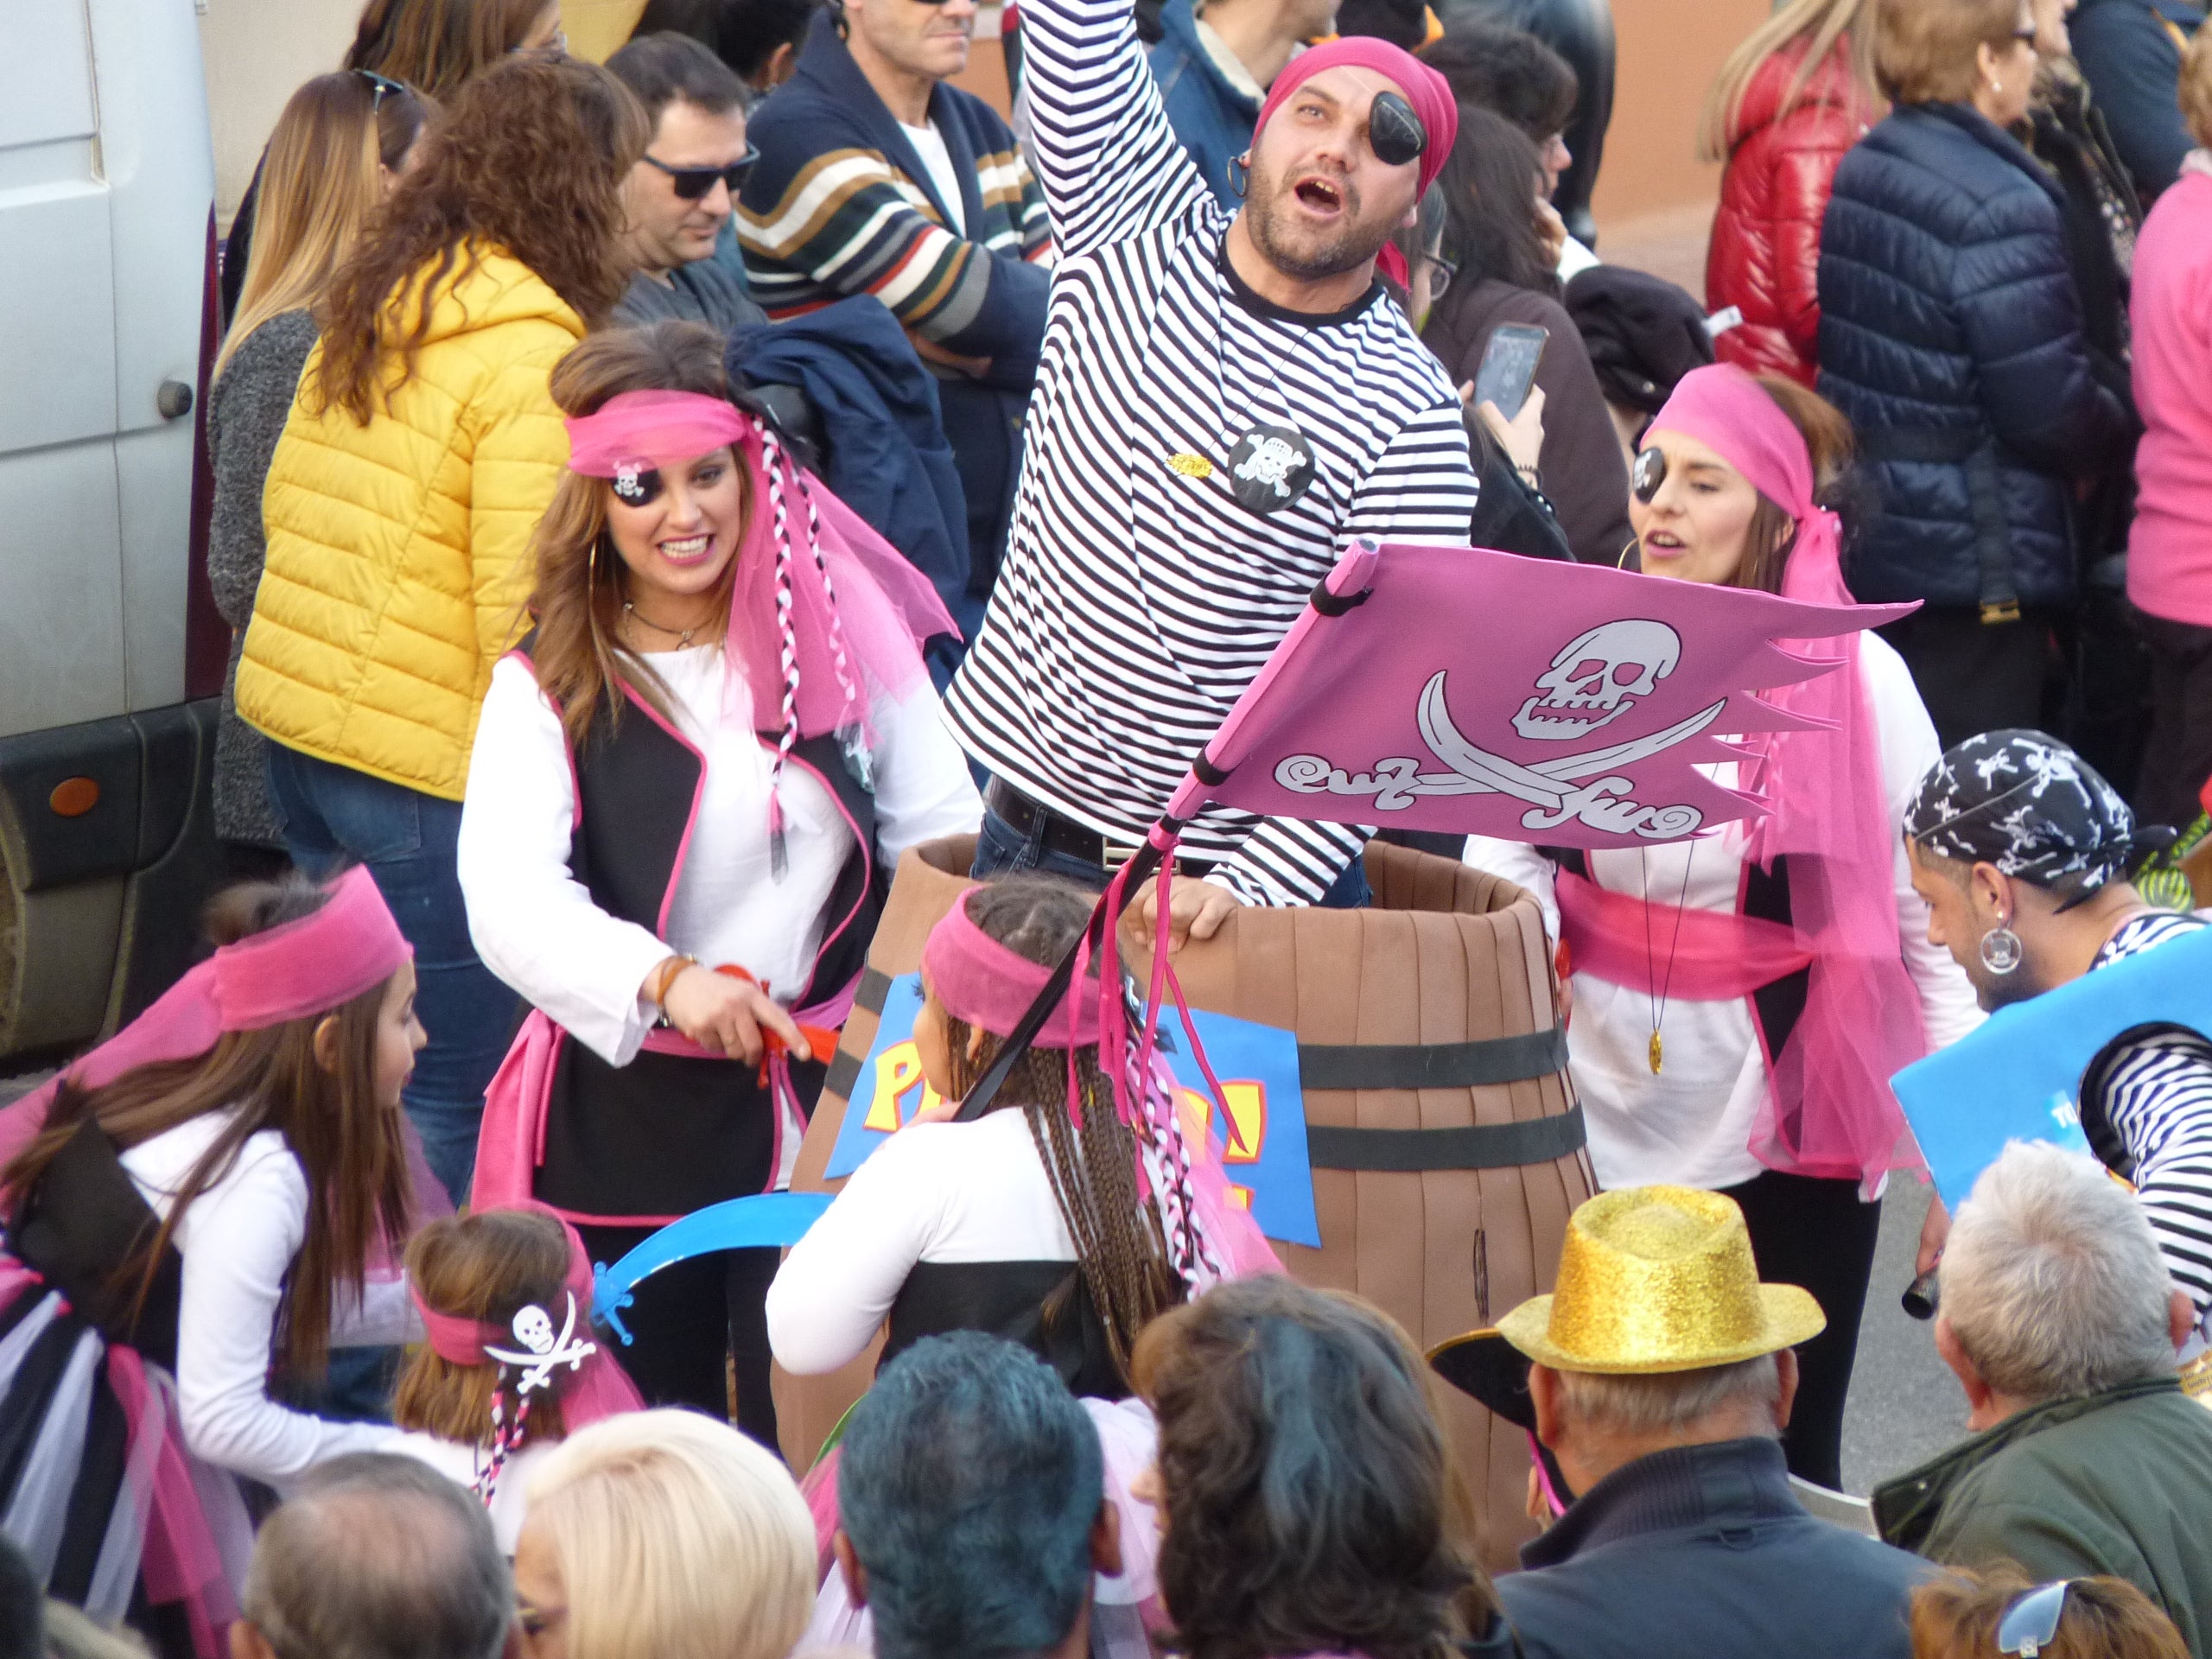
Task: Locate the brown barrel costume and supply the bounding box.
[776,834,1594,1571]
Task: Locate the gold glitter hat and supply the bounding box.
[1492,1185,1826,1375]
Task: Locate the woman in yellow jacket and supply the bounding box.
[238,50,646,1203]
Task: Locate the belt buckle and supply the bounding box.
[1101,838,1145,873]
[1980,600,2022,625]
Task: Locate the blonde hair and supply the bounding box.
[218,72,429,381]
[522,1410,816,1659]
[2181,26,2212,149]
[1874,0,2024,105]
[1700,0,1883,162]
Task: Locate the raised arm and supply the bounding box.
[1017,0,1214,254]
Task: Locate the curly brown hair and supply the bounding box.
[1128,1277,1488,1659]
[311,53,647,425]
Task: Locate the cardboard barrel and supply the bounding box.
[778,835,1593,1571]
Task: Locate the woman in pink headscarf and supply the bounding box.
[1462,363,1982,1491]
[456,321,980,1447]
[0,866,427,1654]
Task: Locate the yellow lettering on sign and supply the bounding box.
[863,1041,943,1132]
[1179,1082,1268,1165]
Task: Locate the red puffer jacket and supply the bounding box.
[1705,40,1878,385]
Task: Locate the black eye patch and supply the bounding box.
[1370,92,1426,169]
[612,464,664,507]
[1631,446,1668,504]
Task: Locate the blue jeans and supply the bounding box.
[970,804,1372,907]
[264,743,518,1205]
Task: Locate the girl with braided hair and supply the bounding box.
[457,321,979,1443]
[767,874,1271,1397]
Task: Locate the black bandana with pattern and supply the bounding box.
[1904,729,2161,900]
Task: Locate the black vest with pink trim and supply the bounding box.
[514,638,884,1220]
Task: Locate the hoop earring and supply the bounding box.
[1228,155,1249,199]
[1979,925,2023,976]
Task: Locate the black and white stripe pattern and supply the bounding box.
[2085,911,2212,1317]
[939,0,1478,906]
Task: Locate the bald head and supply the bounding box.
[239,1454,511,1659]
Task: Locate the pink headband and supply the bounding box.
[1254,38,1459,198]
[1647,364,1815,523]
[411,1204,598,1366]
[564,390,754,477]
[922,891,1101,1049]
[213,865,410,1030]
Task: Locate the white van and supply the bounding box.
[0,0,222,1060]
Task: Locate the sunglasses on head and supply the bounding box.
[1370,90,1427,169]
[1998,1582,2078,1659]
[642,148,760,200]
[355,68,408,111]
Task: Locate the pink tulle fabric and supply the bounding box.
[1642,365,1929,1192]
[923,891,1103,1047]
[406,1201,644,1426]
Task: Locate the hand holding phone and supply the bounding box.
[1471,323,1548,422]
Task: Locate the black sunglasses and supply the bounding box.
[642,149,760,200]
[1370,90,1427,168]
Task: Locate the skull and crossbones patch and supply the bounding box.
[1225,425,1317,515]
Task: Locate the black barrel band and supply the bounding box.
[821,966,899,1101]
[1299,1027,1567,1091]
[1306,1105,1586,1171]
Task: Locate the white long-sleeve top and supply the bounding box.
[121,1112,414,1489]
[458,645,982,1067]
[1462,632,1983,1190]
[765,1109,1077,1375]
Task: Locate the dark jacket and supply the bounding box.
[728,298,973,635]
[2070,0,2205,203]
[1498,1437,1929,1659]
[1147,0,1260,209]
[1422,278,1632,566]
[740,11,1051,599]
[1816,102,2132,612]
[1873,1376,2212,1659]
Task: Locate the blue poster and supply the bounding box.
[1891,923,2212,1213]
[826,974,1321,1247]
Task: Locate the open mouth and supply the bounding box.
[659,533,715,566]
[1642,531,1687,556]
[1292,175,1344,213]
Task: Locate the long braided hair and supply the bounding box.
[943,876,1185,1382]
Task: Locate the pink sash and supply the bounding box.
[1554,869,1813,1001]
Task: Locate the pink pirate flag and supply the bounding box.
[1162,539,1914,848]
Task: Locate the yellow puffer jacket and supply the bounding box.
[238,245,582,802]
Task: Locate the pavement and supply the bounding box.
[1841,1178,1968,1496]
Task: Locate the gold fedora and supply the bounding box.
[1493,1185,1826,1375]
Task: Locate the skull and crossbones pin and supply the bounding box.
[480,1291,597,1396]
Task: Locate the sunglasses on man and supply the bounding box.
[643,149,761,200]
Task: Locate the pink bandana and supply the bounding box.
[922,891,1102,1049]
[563,390,753,478]
[1254,38,1459,197]
[212,864,411,1029]
[410,1203,600,1364]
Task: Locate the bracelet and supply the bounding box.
[647,954,698,1019]
[1514,461,1541,485]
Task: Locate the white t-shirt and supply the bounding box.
[1462,634,1984,1190]
[387,1433,558,1554]
[900,119,968,235]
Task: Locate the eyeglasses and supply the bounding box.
[1998,1582,2078,1659]
[355,68,407,111]
[642,148,760,200]
[1422,250,1458,301]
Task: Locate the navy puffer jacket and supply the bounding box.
[1816,102,2130,611]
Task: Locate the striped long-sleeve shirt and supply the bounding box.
[738,10,1054,372]
[939,0,1479,905]
[2084,911,2212,1319]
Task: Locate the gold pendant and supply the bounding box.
[1649,1029,1663,1075]
[1166,453,1215,479]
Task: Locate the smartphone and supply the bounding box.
[1471,323,1549,422]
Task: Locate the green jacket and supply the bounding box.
[1872,1376,2212,1658]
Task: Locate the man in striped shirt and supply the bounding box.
[941,0,1478,919]
[1904,731,2212,1332]
[739,0,1054,638]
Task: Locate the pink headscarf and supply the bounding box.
[922,890,1102,1049]
[1254,37,1459,198]
[1644,364,1928,1192]
[565,391,958,872]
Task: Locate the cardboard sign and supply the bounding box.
[826,974,1322,1247]
[1891,923,2212,1213]
[1165,541,1913,848]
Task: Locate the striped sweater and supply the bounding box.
[738,11,1054,374]
[938,0,1479,906]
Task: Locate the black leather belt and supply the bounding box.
[984,779,1208,874]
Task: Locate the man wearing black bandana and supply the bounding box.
[1904,730,2212,1335]
[938,0,1478,922]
